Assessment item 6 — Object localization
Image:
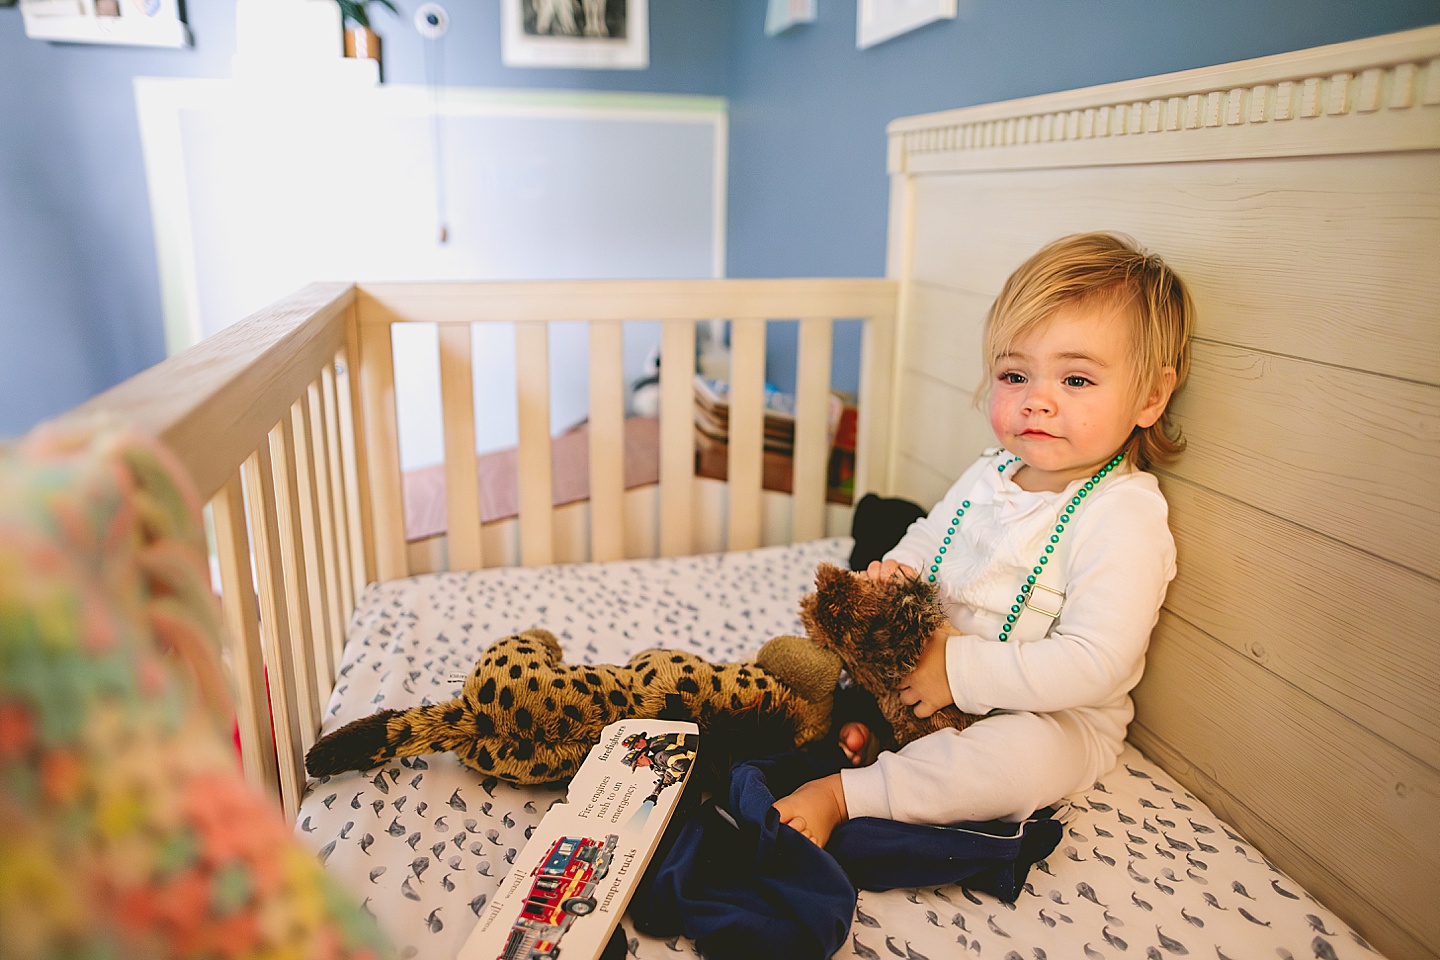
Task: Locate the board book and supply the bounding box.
[457,719,698,960]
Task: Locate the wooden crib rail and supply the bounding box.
[355,279,898,579]
[58,282,366,818]
[47,277,897,818]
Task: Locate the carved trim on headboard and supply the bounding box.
[888,26,1440,174]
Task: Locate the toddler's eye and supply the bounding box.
[1063,376,1092,388]
[999,371,1026,384]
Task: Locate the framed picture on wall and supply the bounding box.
[19,0,189,46]
[765,0,816,37]
[501,0,649,69]
[856,0,956,49]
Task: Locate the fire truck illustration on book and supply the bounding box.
[498,834,619,960]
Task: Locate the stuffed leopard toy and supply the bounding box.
[305,564,981,786]
[305,630,843,786]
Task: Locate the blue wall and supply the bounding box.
[2,0,1437,434]
[0,3,234,436]
[0,0,733,438]
[723,0,1440,391]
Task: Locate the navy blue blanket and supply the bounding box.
[629,748,1061,960]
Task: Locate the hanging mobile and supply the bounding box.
[416,3,451,244]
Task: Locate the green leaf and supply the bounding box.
[336,0,398,29]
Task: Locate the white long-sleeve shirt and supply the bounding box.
[840,450,1176,824]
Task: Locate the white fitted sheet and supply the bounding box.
[297,539,1385,960]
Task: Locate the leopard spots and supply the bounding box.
[308,629,824,789]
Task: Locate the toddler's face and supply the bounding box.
[988,300,1168,492]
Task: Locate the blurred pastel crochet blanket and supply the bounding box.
[0,424,387,960]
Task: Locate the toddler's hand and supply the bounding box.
[864,559,917,583]
[898,627,956,718]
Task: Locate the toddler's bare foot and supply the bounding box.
[773,773,848,848]
[838,721,880,767]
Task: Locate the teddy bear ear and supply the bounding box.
[813,562,849,590]
[800,563,868,649]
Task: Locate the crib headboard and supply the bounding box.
[880,27,1440,959]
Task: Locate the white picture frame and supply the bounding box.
[19,0,189,47]
[501,0,649,70]
[856,0,956,49]
[765,0,816,37]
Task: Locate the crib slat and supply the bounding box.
[659,321,696,557]
[268,416,326,743]
[320,360,356,621]
[335,336,372,599]
[211,473,281,801]
[306,379,345,664]
[438,323,484,571]
[792,317,835,542]
[242,444,308,820]
[857,311,896,497]
[587,320,626,562]
[726,318,766,551]
[298,385,339,682]
[292,394,336,702]
[357,314,408,581]
[515,322,555,566]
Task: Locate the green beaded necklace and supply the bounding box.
[926,451,1125,642]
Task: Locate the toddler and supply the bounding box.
[775,232,1194,848]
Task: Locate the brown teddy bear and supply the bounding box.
[800,562,983,752]
[305,564,979,786]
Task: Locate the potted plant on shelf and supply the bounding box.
[336,0,398,70]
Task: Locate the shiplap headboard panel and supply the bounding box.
[882,27,1440,960]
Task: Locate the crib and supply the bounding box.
[37,24,1440,960]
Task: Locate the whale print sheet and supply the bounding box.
[295,538,1386,960]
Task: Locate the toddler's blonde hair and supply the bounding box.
[981,232,1195,469]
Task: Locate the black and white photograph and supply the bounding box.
[502,0,648,69]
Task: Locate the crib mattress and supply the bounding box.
[297,539,1385,960]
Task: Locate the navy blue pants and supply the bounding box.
[629,747,1061,960]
